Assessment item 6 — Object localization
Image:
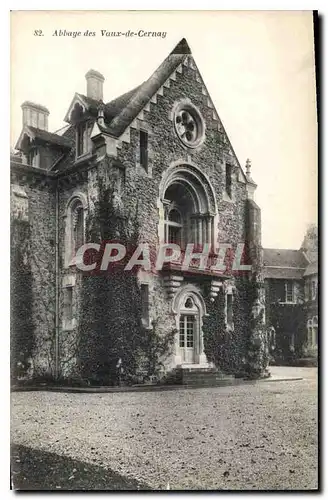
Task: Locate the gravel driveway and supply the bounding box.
[11,367,318,490]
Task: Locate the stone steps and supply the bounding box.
[177,367,235,387]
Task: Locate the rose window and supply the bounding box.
[175,110,198,143]
[173,102,205,148]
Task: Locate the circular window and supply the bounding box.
[174,102,205,148]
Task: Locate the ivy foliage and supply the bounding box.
[76,177,174,385]
[11,219,35,381]
[269,302,306,363]
[203,278,270,379]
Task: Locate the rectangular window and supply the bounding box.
[179,317,185,347]
[179,315,195,348]
[63,286,73,325]
[168,225,182,246]
[139,130,148,171]
[285,281,294,303]
[225,164,232,198]
[226,294,233,328]
[186,316,195,347]
[76,123,89,158]
[73,207,84,253]
[311,280,317,300]
[28,149,39,168]
[141,284,149,326]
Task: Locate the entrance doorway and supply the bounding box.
[179,314,197,363]
[172,285,208,367]
[178,296,199,364]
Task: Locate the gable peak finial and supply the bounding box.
[245,158,252,176]
[170,38,191,55]
[97,100,105,127]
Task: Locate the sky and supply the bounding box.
[10,10,318,249]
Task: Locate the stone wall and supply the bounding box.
[11,55,263,382]
[11,168,56,380]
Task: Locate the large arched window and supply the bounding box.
[159,163,218,253]
[64,193,87,267]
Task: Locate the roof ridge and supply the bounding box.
[107,51,187,137]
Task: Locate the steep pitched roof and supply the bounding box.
[263,267,306,280]
[67,39,189,137]
[263,248,308,268]
[75,85,142,124]
[28,126,73,148]
[263,248,308,280]
[304,260,318,277]
[15,125,73,151]
[105,42,188,137]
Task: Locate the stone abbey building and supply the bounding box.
[11,39,266,385]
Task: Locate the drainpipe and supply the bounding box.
[55,181,60,379]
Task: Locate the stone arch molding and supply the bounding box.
[157,160,219,249]
[65,191,88,212]
[159,160,217,215]
[64,191,88,267]
[172,283,207,316]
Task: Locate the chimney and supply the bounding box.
[21,101,49,130]
[85,69,105,101]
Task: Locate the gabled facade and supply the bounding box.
[11,39,265,384]
[263,227,318,364]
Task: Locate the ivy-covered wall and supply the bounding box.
[10,177,57,383]
[11,50,269,384]
[265,279,306,363]
[11,220,34,381]
[268,303,306,362]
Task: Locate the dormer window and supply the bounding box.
[28,147,40,168]
[76,122,89,158]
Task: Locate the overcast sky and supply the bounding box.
[10,10,317,249]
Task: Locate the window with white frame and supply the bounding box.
[165,207,183,246]
[284,281,294,303]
